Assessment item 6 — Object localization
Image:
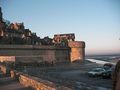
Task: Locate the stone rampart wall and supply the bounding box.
[0,45,70,64]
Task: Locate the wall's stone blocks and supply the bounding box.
[0,45,70,64]
[18,73,72,90]
[0,43,85,64]
[68,41,85,62]
[54,49,70,64]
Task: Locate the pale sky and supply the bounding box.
[0,0,120,55]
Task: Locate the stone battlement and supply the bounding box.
[68,41,85,48]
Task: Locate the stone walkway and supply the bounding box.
[0,75,34,90]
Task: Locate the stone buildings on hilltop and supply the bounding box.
[0,7,76,46]
[0,7,85,63]
[53,33,75,46]
[0,7,41,45]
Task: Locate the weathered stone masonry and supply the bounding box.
[0,42,85,64]
[0,45,70,64]
[0,7,86,64]
[68,41,85,62]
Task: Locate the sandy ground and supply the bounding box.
[24,61,112,89]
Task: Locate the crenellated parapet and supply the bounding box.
[68,41,85,48]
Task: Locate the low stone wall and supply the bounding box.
[10,70,72,90]
[10,70,110,90]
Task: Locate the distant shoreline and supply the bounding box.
[86,59,116,65]
[86,54,120,57]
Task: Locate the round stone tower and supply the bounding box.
[68,41,85,62]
